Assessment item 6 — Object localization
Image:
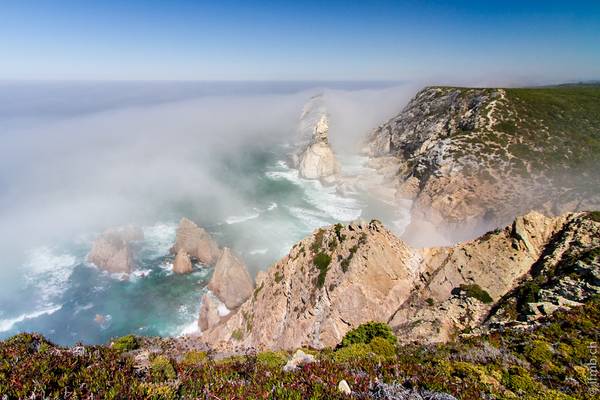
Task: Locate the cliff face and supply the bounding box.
[201,219,419,350]
[365,85,600,240]
[200,211,599,351]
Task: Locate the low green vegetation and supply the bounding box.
[231,328,244,341]
[459,283,494,304]
[150,355,177,381]
[181,350,208,365]
[340,321,397,347]
[586,211,600,222]
[256,351,288,368]
[313,252,331,288]
[111,334,139,352]
[1,299,598,399]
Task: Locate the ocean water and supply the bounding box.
[0,81,412,345]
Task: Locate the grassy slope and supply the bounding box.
[1,298,598,399]
[432,84,600,204]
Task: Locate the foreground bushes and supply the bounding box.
[1,298,598,399]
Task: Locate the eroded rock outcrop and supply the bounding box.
[173,249,193,274]
[200,211,599,351]
[207,248,254,310]
[170,218,221,265]
[298,115,340,182]
[87,225,144,274]
[198,292,230,331]
[201,219,419,350]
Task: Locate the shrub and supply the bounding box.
[341,258,350,272]
[111,335,139,352]
[334,223,344,241]
[368,336,396,359]
[182,350,208,365]
[333,343,372,362]
[310,229,325,252]
[274,270,284,283]
[341,321,396,348]
[313,252,331,288]
[151,355,177,381]
[459,284,493,304]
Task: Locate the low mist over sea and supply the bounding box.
[0,81,414,345]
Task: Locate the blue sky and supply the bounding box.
[1,0,599,83]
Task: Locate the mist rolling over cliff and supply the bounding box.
[0,81,415,344]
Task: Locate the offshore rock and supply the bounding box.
[87,225,144,274]
[173,249,193,274]
[298,115,340,181]
[171,218,221,265]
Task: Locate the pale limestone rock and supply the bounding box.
[87,225,143,274]
[200,212,592,352]
[201,220,419,351]
[171,218,220,265]
[207,248,253,309]
[298,115,340,181]
[338,380,351,395]
[283,349,315,372]
[173,249,193,274]
[198,292,226,331]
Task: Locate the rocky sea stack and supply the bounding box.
[87,225,144,274]
[170,217,221,267]
[298,114,340,183]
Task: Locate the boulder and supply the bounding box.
[207,248,254,309]
[173,249,193,274]
[338,380,351,395]
[171,218,220,265]
[283,349,315,372]
[87,225,143,274]
[198,292,229,331]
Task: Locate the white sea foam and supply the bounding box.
[142,222,177,258]
[286,206,330,230]
[159,261,174,276]
[0,304,62,332]
[24,246,77,305]
[249,248,269,255]
[130,268,152,280]
[267,202,278,211]
[225,212,260,225]
[176,303,202,336]
[178,320,200,336]
[266,159,362,223]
